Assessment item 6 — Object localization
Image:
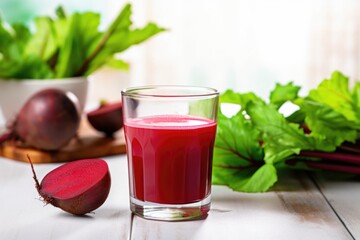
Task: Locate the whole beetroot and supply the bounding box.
[3,89,81,151]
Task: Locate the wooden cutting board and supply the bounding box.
[0,119,127,164]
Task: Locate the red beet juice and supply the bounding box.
[124,115,217,205]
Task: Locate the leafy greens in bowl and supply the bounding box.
[0,3,165,80]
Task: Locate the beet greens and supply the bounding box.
[213,71,360,192]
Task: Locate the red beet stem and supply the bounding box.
[305,161,360,175]
[339,141,360,154]
[286,158,360,175]
[299,150,360,165]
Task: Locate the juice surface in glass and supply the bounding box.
[124,114,217,204]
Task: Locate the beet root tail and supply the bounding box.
[27,154,41,194]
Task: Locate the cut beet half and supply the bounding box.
[30,157,111,215]
[87,102,123,137]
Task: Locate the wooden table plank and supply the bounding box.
[131,170,352,240]
[0,153,355,240]
[314,174,360,240]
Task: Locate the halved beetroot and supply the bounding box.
[29,156,111,215]
[87,102,123,137]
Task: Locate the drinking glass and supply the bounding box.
[121,86,219,221]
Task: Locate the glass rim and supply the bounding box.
[121,85,219,98]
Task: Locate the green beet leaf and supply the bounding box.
[297,71,360,149]
[308,71,360,123]
[0,3,165,79]
[0,20,31,75]
[213,163,277,193]
[300,100,358,149]
[11,56,53,79]
[0,19,54,79]
[0,56,53,79]
[78,3,166,76]
[55,11,101,78]
[219,89,264,108]
[352,82,360,108]
[25,17,57,62]
[246,102,317,164]
[214,111,264,166]
[269,82,301,109]
[212,110,274,192]
[104,58,130,71]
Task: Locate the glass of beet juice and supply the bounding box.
[121,86,219,221]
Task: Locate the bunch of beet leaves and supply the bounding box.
[0,3,165,79]
[212,71,360,192]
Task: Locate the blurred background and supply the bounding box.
[0,0,359,102]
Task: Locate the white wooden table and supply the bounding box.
[0,154,359,240]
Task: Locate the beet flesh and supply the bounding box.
[87,102,123,137]
[30,157,111,215]
[15,89,81,150]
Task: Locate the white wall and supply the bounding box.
[123,0,360,100]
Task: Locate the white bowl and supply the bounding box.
[0,77,89,124]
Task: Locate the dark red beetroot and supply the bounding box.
[1,89,81,151]
[29,156,111,215]
[87,101,123,137]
